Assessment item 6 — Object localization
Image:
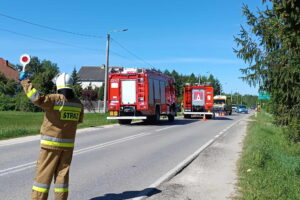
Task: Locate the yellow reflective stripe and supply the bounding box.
[54,188,69,192]
[26,88,37,98]
[41,140,74,148]
[57,84,72,89]
[32,186,49,193]
[53,106,81,112]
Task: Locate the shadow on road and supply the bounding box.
[214,117,233,120]
[89,187,161,200]
[130,118,199,126]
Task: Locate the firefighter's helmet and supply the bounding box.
[52,73,74,90]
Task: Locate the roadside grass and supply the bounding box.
[0,111,117,140]
[236,111,300,200]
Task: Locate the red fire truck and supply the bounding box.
[107,68,177,124]
[183,84,215,119]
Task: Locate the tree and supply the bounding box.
[163,69,171,76]
[0,73,18,111]
[98,85,104,101]
[189,73,198,84]
[212,79,222,96]
[18,57,59,94]
[71,67,82,98]
[0,73,18,96]
[14,56,59,112]
[234,0,300,141]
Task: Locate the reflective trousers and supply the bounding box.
[32,147,73,200]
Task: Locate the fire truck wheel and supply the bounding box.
[155,109,160,122]
[184,114,191,119]
[168,114,175,121]
[206,115,212,119]
[155,107,160,122]
[118,119,132,125]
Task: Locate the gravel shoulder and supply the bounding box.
[145,115,250,200]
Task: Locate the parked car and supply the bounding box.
[236,105,248,113]
[232,104,237,112]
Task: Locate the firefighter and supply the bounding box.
[20,72,84,200]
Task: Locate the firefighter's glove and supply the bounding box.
[19,72,28,81]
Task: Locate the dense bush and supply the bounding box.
[14,93,41,112]
[0,94,16,111]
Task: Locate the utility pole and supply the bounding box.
[236,90,239,105]
[103,29,128,113]
[103,33,110,113]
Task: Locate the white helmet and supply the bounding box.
[52,73,74,90]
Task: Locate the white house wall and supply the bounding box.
[81,81,103,89]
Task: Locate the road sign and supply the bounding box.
[258,91,270,100]
[20,54,31,72]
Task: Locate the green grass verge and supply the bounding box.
[0,111,117,140]
[236,111,300,200]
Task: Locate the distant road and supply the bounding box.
[0,113,247,200]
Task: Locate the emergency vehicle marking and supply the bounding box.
[194,91,204,101]
[61,111,80,121]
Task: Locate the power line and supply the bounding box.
[0,28,101,52]
[0,12,103,39]
[111,38,156,68]
[109,50,131,60]
[0,12,155,66]
[0,27,131,60]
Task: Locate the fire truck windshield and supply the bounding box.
[214,99,226,104]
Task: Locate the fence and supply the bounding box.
[82,100,104,113]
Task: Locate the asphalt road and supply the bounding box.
[0,113,248,200]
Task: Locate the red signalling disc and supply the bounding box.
[22,56,29,63]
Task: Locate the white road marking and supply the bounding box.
[132,114,251,200]
[0,115,248,178]
[74,132,151,155]
[0,131,155,176]
[155,126,174,132]
[0,124,120,147]
[0,161,36,174]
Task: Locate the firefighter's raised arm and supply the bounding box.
[20,72,55,110]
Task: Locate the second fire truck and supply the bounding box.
[183,83,215,119]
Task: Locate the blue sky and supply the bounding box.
[0,0,265,95]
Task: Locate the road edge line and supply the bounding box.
[132,114,250,200]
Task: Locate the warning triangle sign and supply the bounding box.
[197,94,201,100]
